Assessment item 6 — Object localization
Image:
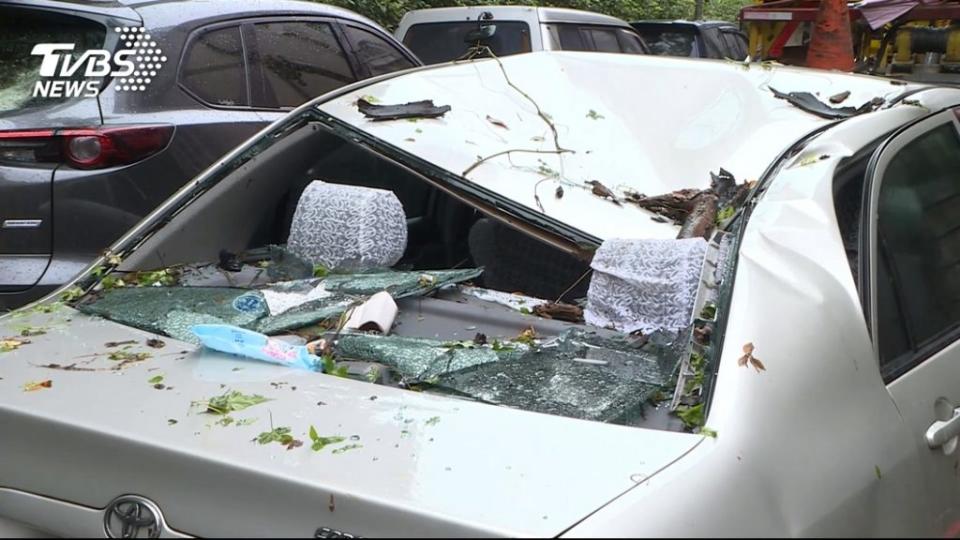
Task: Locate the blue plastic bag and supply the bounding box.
[191,324,320,371]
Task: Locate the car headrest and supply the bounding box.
[585,237,707,334]
[287,181,407,271]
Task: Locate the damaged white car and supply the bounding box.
[2,51,960,537]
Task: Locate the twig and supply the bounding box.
[462,148,573,177]
[480,46,568,153]
[555,268,593,303]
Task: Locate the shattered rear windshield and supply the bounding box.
[61,78,748,433]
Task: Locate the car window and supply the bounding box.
[584,27,622,53]
[250,21,356,109]
[342,25,415,76]
[720,30,747,59]
[402,21,531,65]
[875,122,960,377]
[633,28,699,57]
[0,7,107,113]
[616,29,647,54]
[181,25,247,107]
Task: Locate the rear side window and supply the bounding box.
[547,24,641,54]
[250,21,355,108]
[342,25,415,76]
[0,8,106,113]
[181,26,247,107]
[720,30,748,59]
[634,28,699,57]
[875,123,960,375]
[617,29,648,54]
[402,21,532,65]
[585,27,621,53]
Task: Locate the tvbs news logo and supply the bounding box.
[32,27,167,98]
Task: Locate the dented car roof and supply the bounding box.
[318,51,924,241]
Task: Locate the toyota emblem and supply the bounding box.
[103,495,163,538]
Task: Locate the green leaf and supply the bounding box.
[60,286,85,303]
[586,109,605,120]
[109,351,151,362]
[148,374,164,385]
[676,403,705,429]
[313,264,329,278]
[700,427,718,438]
[716,206,736,225]
[875,465,882,480]
[425,416,441,427]
[202,390,271,415]
[256,426,291,445]
[308,424,345,452]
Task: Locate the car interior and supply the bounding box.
[72,115,733,431]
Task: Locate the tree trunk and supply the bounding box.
[694,0,705,20]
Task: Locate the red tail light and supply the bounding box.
[0,125,173,169]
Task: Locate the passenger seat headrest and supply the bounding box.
[287,181,407,271]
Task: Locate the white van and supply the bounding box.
[395,5,648,64]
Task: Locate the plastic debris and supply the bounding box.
[769,87,883,119]
[357,98,451,121]
[192,324,321,371]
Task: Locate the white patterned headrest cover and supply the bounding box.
[585,237,707,334]
[287,181,408,271]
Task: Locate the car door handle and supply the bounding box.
[926,407,960,449]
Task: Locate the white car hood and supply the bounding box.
[319,52,917,240]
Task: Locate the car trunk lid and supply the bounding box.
[0,310,701,537]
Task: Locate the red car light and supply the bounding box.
[0,125,173,169]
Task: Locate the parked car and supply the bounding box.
[395,5,648,65]
[631,19,748,60]
[0,0,420,311]
[2,50,960,537]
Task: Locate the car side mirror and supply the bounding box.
[465,24,497,44]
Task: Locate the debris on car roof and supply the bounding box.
[769,86,884,119]
[625,168,753,240]
[357,98,452,121]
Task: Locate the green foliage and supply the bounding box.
[309,425,347,452]
[320,0,751,31]
[256,426,303,449]
[200,390,271,415]
[322,354,350,377]
[676,402,704,429]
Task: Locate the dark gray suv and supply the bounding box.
[0,0,419,309]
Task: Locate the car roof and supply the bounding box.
[121,0,381,30]
[316,51,932,242]
[631,19,737,29]
[537,6,633,27]
[401,5,633,28]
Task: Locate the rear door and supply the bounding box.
[864,107,960,535]
[0,4,135,294]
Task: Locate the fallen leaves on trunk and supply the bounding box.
[532,302,584,323]
[309,425,346,452]
[485,115,509,129]
[255,426,303,450]
[0,338,29,353]
[199,390,271,415]
[738,342,765,372]
[23,380,52,392]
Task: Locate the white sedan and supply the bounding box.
[1,51,959,537]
